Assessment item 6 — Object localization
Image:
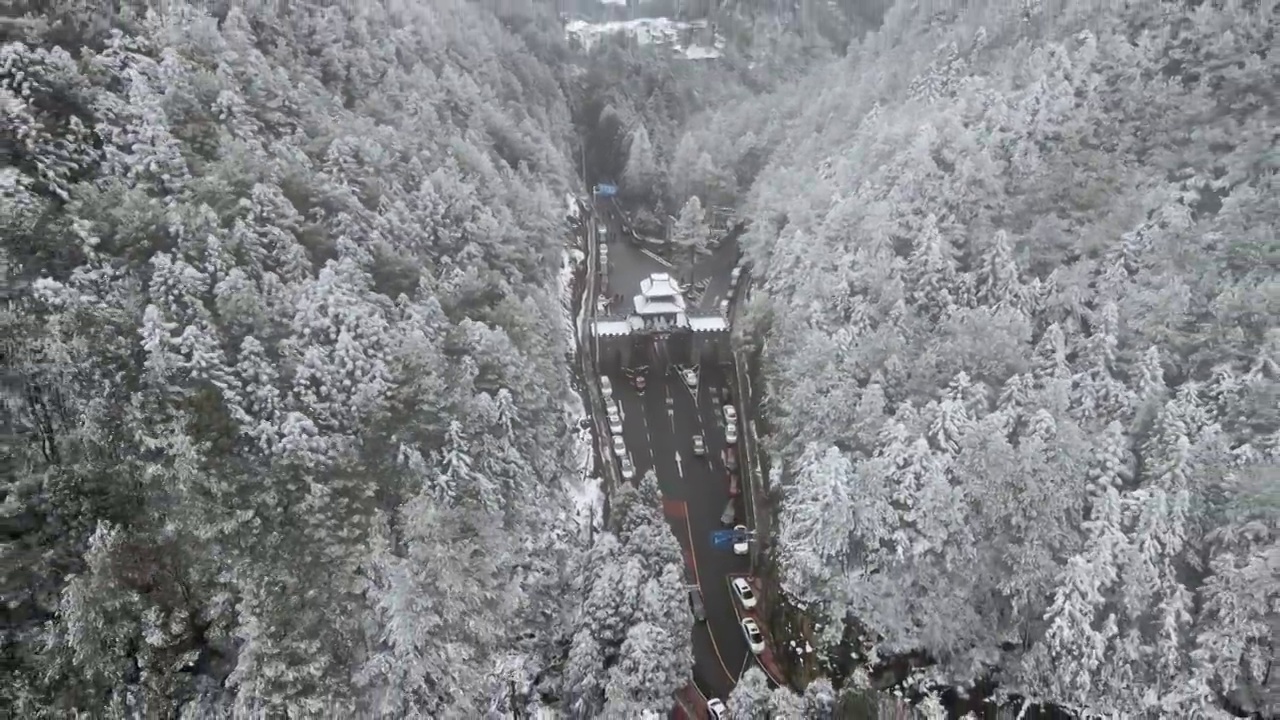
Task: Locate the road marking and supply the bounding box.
[691,683,709,704]
[681,505,737,688]
[675,452,683,478]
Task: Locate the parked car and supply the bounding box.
[741,617,766,654]
[719,499,736,526]
[707,698,727,719]
[723,404,738,425]
[722,447,737,470]
[600,376,612,399]
[688,588,706,622]
[733,525,750,555]
[611,435,626,457]
[731,577,757,610]
[619,453,635,480]
[607,408,623,436]
[728,473,740,498]
[725,422,738,445]
[692,434,706,456]
[729,266,742,290]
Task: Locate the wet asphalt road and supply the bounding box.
[594,197,753,704]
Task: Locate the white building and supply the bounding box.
[590,272,728,371]
[632,272,688,331]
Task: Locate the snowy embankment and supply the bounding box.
[561,194,603,540]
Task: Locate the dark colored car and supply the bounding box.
[728,473,740,498]
[634,374,646,393]
[688,588,706,622]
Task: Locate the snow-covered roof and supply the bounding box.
[689,315,728,332]
[592,319,632,337]
[634,297,685,316]
[634,272,687,316]
[565,17,723,59]
[640,272,683,298]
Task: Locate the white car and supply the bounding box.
[611,435,626,457]
[681,367,698,389]
[600,376,613,399]
[731,577,757,610]
[725,422,738,445]
[619,453,635,480]
[741,617,766,654]
[608,412,623,436]
[732,525,749,555]
[723,404,738,425]
[706,698,727,719]
[729,266,742,289]
[719,298,729,317]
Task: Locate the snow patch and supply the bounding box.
[559,248,585,360]
[565,397,604,541]
[565,193,580,220]
[560,242,602,542]
[683,44,722,60]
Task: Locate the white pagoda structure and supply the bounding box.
[633,272,688,331]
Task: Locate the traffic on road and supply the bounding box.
[587,195,779,717]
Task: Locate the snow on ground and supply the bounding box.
[558,234,602,541]
[683,44,722,60]
[565,192,580,221]
[565,396,603,541]
[559,248,585,361]
[565,17,723,59]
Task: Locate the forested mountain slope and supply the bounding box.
[723,0,1277,716]
[2,1,588,716]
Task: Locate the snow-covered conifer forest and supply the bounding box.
[3,0,1276,717]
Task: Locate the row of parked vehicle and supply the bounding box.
[599,376,636,480]
[693,576,766,719]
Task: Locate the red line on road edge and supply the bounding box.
[681,501,737,688]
